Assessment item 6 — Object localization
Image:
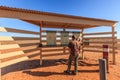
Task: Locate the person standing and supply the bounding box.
[64,35,80,75]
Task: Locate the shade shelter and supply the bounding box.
[0,6,118,76]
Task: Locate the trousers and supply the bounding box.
[67,53,79,73]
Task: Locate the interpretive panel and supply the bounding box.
[61,32,69,45]
[47,31,56,46]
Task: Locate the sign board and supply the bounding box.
[47,31,56,46]
[61,32,69,45]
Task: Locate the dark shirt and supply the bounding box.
[68,40,80,55]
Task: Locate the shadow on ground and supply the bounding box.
[78,70,99,73]
[23,70,64,76]
[22,69,99,77]
[78,60,99,66]
[1,59,67,75]
[2,58,99,76]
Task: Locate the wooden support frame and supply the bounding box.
[0,6,118,77]
[81,28,84,60]
[84,32,117,36]
[0,27,40,35]
[0,43,1,80]
[63,24,70,54]
[63,28,66,53]
[40,21,43,65]
[112,26,115,64]
[0,63,1,80]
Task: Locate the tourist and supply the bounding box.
[64,35,81,75]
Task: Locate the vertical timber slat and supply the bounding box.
[0,43,1,80]
[112,26,115,64]
[63,28,66,53]
[40,21,43,65]
[81,28,84,60]
[0,60,2,80]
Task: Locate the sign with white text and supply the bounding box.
[61,32,69,45]
[47,31,56,46]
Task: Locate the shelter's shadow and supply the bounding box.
[78,60,99,66]
[78,70,99,73]
[23,70,64,77]
[22,69,99,77]
[2,59,67,75]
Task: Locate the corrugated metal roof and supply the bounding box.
[0,6,118,23]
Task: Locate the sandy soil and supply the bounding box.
[1,50,120,80]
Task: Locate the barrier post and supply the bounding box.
[40,21,43,65]
[99,59,107,80]
[103,45,109,73]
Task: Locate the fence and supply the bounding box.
[0,26,117,76]
[0,27,81,68]
[0,27,40,68]
[83,32,117,53]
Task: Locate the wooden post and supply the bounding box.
[40,21,43,65]
[0,43,1,80]
[112,26,115,64]
[81,28,84,60]
[0,69,1,80]
[63,28,66,53]
[63,24,69,54]
[0,62,1,80]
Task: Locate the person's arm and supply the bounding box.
[77,41,81,51]
[68,42,71,54]
[68,47,71,53]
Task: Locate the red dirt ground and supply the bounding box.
[2,50,120,80]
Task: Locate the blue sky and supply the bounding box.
[0,0,120,38]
